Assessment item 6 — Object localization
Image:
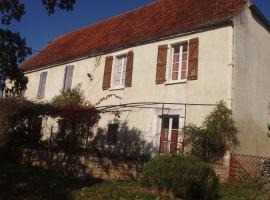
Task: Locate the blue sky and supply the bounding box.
[3,0,270,54]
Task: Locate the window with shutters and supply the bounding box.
[63,65,74,92]
[37,71,47,99]
[103,51,133,90]
[168,41,189,82]
[114,55,127,87]
[107,123,118,145]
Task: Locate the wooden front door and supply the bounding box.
[159,115,179,154]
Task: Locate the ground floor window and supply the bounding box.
[159,115,181,154]
[32,117,42,138]
[107,123,119,145]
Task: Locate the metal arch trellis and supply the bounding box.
[93,102,217,154]
[65,101,217,113]
[95,102,217,113]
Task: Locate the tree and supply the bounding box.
[0,97,57,148]
[0,0,76,96]
[51,84,86,107]
[0,86,100,151]
[51,85,100,153]
[184,101,239,163]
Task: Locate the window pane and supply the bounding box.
[173,54,180,63]
[123,56,127,67]
[117,66,122,73]
[173,45,180,54]
[118,57,123,66]
[172,72,178,80]
[115,56,127,86]
[107,124,118,145]
[162,117,170,129]
[181,71,187,80]
[171,44,184,81]
[181,61,187,80]
[116,77,121,82]
[182,52,188,61]
[172,63,179,71]
[182,42,188,52]
[181,62,187,70]
[122,57,127,83]
[172,116,179,129]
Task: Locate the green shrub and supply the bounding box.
[185,101,239,163]
[0,97,57,148]
[51,84,87,107]
[141,154,219,199]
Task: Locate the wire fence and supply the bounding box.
[229,153,270,183]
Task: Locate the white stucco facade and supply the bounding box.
[233,7,270,157]
[24,26,234,155]
[23,5,270,158]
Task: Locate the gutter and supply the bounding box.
[23,20,233,74]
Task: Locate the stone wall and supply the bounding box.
[20,149,143,180]
[20,149,230,182]
[214,165,229,182]
[262,159,270,184]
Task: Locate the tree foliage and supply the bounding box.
[184,101,239,163]
[0,29,31,95]
[51,86,100,153]
[0,0,76,95]
[0,97,57,148]
[51,84,86,107]
[0,87,100,152]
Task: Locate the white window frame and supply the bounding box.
[156,108,185,154]
[115,55,127,86]
[159,115,180,154]
[165,39,189,84]
[109,52,129,90]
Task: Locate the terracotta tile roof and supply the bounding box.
[21,0,249,72]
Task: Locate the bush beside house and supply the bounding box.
[0,86,100,152]
[141,154,219,199]
[184,101,239,163]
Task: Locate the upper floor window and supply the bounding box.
[170,41,188,81]
[37,71,47,99]
[102,51,134,90]
[156,38,199,84]
[63,65,74,92]
[114,55,127,87]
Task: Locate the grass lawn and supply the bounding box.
[0,161,266,200]
[220,182,266,200]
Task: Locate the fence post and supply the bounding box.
[228,152,234,181]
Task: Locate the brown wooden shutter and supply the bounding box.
[156,45,168,84]
[188,38,199,80]
[102,56,113,90]
[63,65,74,92]
[125,51,134,87]
[37,72,47,98]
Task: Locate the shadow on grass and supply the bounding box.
[0,161,102,200]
